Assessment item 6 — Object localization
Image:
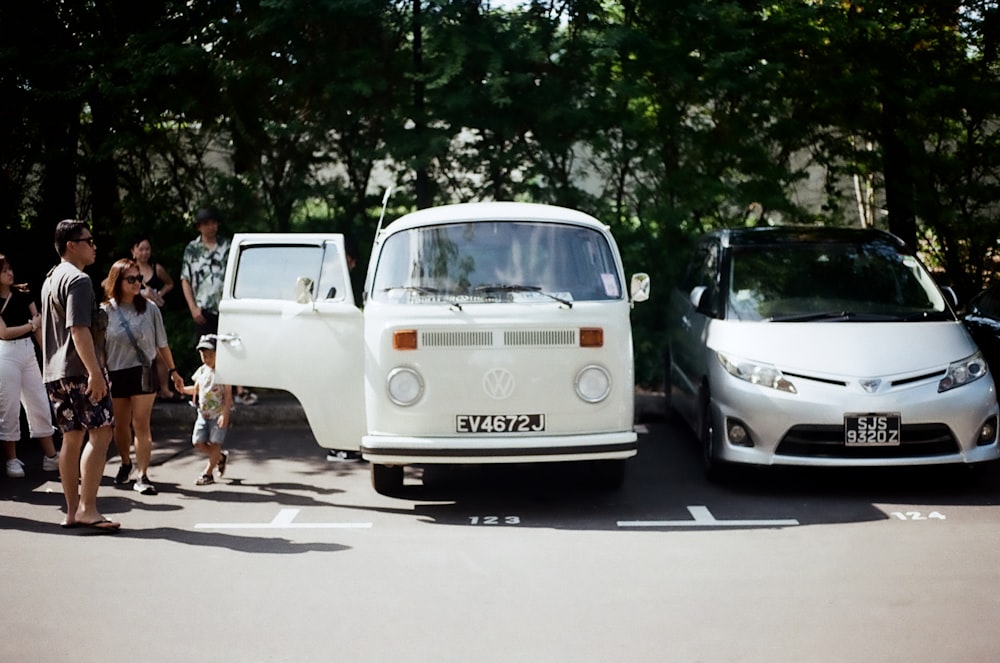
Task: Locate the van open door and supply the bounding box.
[215,233,365,450]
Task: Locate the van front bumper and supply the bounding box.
[361,431,638,465]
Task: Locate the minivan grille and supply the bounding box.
[776,424,958,458]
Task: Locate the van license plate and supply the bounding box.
[456,414,545,433]
[844,413,901,446]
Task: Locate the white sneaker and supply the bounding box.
[5,458,26,478]
[133,475,158,495]
[42,453,60,472]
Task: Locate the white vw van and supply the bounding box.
[216,202,649,494]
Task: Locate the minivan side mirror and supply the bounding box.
[630,273,650,304]
[689,285,707,310]
[690,285,717,316]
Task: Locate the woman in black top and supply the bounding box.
[0,254,59,478]
[131,237,178,399]
[130,236,174,308]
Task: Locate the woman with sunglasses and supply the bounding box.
[101,259,183,495]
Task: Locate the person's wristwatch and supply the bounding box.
[168,367,179,376]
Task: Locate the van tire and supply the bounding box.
[371,464,404,495]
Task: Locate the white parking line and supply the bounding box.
[618,505,799,528]
[195,508,373,530]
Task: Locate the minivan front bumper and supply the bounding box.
[709,364,1000,467]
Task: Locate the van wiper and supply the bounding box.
[381,285,462,310]
[474,284,573,308]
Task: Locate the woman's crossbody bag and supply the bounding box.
[113,303,156,392]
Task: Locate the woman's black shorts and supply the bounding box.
[109,365,156,399]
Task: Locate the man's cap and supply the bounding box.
[195,207,221,225]
[196,334,217,351]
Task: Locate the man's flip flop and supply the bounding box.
[62,519,121,533]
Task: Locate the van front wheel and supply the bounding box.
[371,464,404,495]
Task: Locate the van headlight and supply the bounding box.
[575,365,611,403]
[717,353,797,393]
[387,367,424,406]
[939,351,988,393]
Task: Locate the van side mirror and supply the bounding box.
[630,273,650,304]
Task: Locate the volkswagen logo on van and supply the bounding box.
[483,368,515,400]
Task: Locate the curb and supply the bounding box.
[152,391,668,429]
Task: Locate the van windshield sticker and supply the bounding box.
[601,273,620,297]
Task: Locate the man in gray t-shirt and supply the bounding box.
[41,261,101,381]
[40,219,120,533]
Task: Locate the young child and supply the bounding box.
[175,334,233,485]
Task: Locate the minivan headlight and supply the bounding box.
[717,353,797,393]
[939,351,988,393]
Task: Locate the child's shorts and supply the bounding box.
[192,411,227,446]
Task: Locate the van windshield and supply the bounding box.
[727,238,951,322]
[371,221,622,304]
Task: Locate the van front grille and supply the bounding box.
[421,331,494,347]
[504,330,576,347]
[417,329,578,349]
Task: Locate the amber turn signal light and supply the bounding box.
[579,327,603,348]
[393,329,418,350]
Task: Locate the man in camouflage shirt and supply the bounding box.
[179,208,257,405]
[180,207,230,339]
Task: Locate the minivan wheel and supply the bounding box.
[371,464,404,495]
[698,389,726,482]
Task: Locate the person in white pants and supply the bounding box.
[0,254,59,478]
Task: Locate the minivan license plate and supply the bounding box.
[456,414,545,433]
[844,413,901,446]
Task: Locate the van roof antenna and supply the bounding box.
[374,187,392,242]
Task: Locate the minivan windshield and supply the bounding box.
[370,221,623,304]
[727,238,951,322]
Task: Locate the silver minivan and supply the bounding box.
[666,226,998,478]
